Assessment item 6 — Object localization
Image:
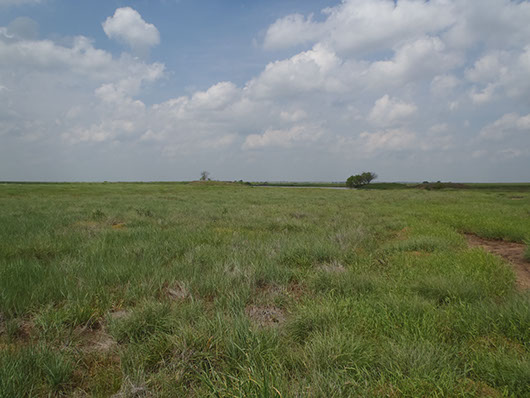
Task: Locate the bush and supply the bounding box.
[346,172,377,188]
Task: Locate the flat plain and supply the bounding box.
[0,182,529,397]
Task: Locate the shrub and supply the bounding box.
[346,172,377,188]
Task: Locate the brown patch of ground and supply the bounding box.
[111,222,126,230]
[78,329,117,354]
[317,261,346,273]
[473,335,525,355]
[396,227,410,240]
[109,310,131,321]
[165,281,190,301]
[370,383,399,397]
[466,234,530,289]
[71,221,102,233]
[245,305,286,327]
[458,378,502,398]
[255,282,284,298]
[0,318,34,345]
[111,379,152,398]
[73,353,122,397]
[253,281,307,303]
[287,281,306,300]
[15,319,33,341]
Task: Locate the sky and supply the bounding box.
[0,0,529,182]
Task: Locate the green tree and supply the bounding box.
[346,172,377,188]
[200,171,210,181]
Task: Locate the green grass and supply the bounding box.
[0,182,529,397]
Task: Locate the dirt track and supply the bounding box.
[466,234,530,289]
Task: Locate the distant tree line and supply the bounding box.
[346,172,377,188]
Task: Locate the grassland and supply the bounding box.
[0,182,529,397]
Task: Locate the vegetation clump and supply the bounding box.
[346,172,377,188]
[417,181,469,190]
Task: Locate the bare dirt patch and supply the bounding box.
[255,282,284,299]
[245,305,286,327]
[165,281,190,301]
[253,281,306,303]
[317,261,346,273]
[466,234,530,289]
[396,227,410,240]
[109,310,131,321]
[111,222,127,230]
[10,319,34,341]
[111,378,152,398]
[459,379,502,398]
[287,282,306,300]
[78,329,117,354]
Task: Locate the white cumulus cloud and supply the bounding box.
[359,128,416,153]
[103,7,160,55]
[479,113,530,141]
[264,0,454,54]
[243,125,323,150]
[368,95,417,127]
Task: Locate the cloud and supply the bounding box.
[465,46,530,105]
[0,33,165,102]
[366,36,463,87]
[0,0,42,6]
[431,74,460,96]
[263,13,324,50]
[479,113,530,141]
[243,125,323,150]
[189,82,240,111]
[247,44,344,98]
[368,95,417,127]
[6,17,39,39]
[0,23,165,149]
[264,0,454,54]
[470,83,497,104]
[103,7,160,55]
[359,128,416,152]
[466,52,506,83]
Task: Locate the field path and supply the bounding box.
[466,234,530,289]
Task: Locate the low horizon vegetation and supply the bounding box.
[0,183,529,397]
[346,172,378,188]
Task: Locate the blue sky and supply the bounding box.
[1,0,529,181]
[0,1,331,96]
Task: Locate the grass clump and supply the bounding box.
[0,346,73,397]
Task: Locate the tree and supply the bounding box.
[346,175,363,188]
[200,171,210,181]
[346,171,377,188]
[361,171,377,185]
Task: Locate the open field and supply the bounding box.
[0,182,529,397]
